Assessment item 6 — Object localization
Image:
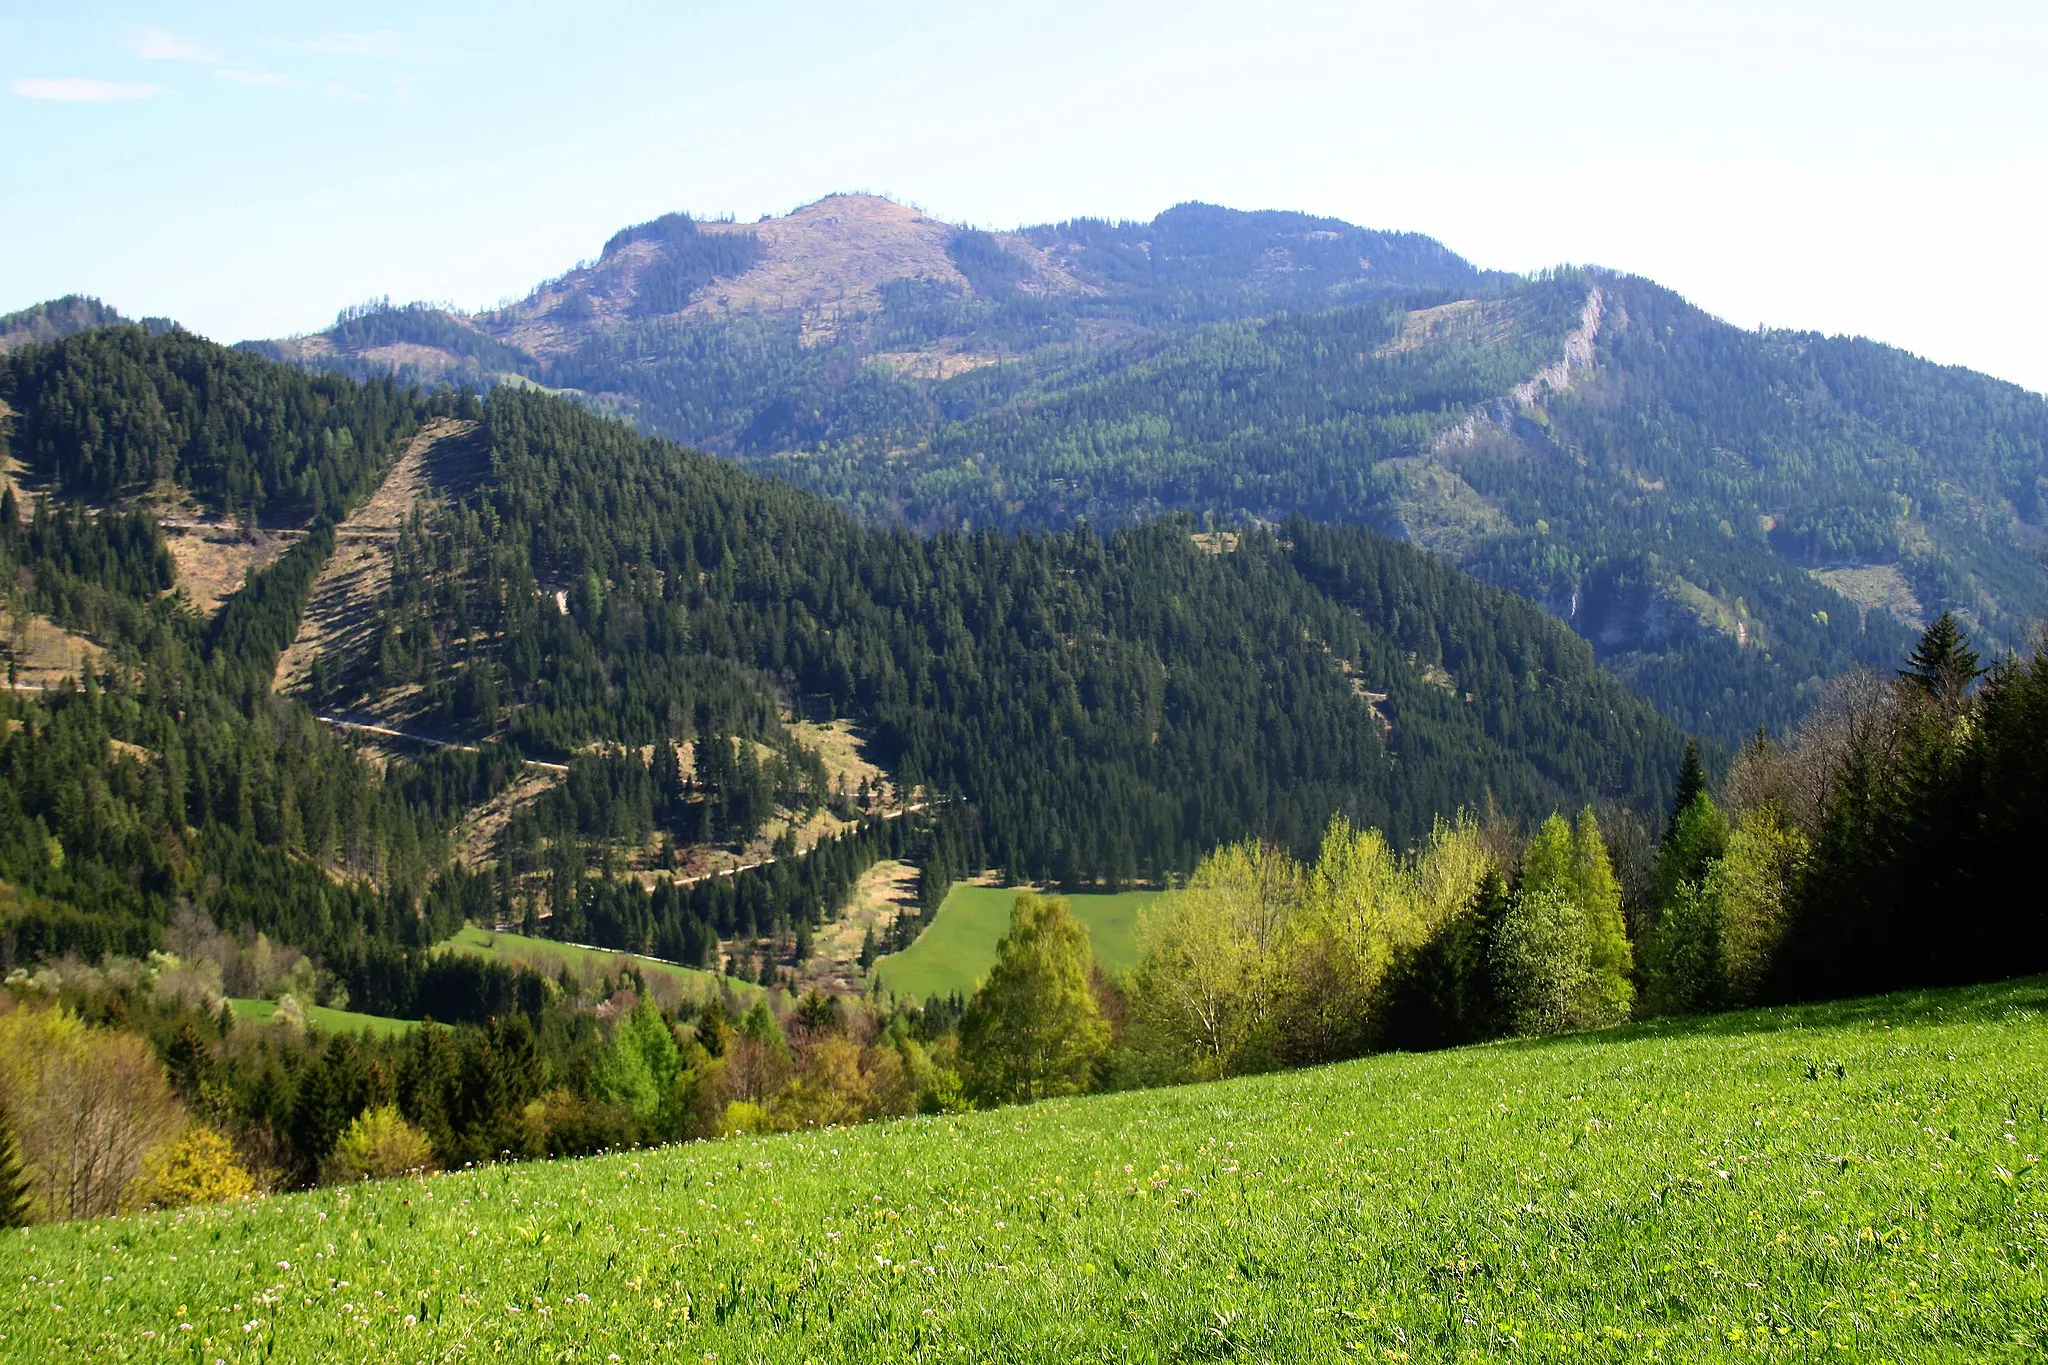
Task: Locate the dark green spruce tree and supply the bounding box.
[1900,610,1984,712]
[1667,739,1707,837]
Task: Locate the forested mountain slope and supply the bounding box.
[246,195,1492,444]
[0,327,1684,980]
[242,195,2048,743]
[323,382,1687,876]
[725,266,2045,740]
[790,268,2048,738]
[15,326,2047,1227]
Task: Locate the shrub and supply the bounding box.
[1491,885,1590,1037]
[0,1005,185,1220]
[774,1035,875,1130]
[718,1100,770,1137]
[272,993,308,1032]
[134,1126,256,1208]
[519,1089,638,1158]
[325,1106,435,1183]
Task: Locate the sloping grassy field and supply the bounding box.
[12,978,2048,1362]
[226,997,415,1039]
[438,925,748,1002]
[874,884,1158,1001]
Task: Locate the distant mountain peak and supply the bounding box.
[0,296,176,353]
[255,195,1489,388]
[681,192,975,329]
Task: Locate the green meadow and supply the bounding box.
[437,925,747,1001]
[221,926,752,1040]
[13,976,2048,1361]
[225,998,415,1039]
[874,883,1159,1001]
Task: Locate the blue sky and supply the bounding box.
[4,1,2045,390]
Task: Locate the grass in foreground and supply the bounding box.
[225,997,414,1039]
[875,883,1158,1001]
[12,978,2048,1362]
[437,925,747,1002]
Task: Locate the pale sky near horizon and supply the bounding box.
[4,2,2045,391]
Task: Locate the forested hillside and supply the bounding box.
[738,268,2045,740]
[0,326,1685,968]
[6,326,419,519]
[332,382,1687,879]
[242,196,2048,742]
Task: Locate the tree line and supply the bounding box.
[953,612,2048,1100]
[4,614,2035,1226]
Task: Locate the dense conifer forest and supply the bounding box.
[0,325,1681,944]
[386,385,1685,875]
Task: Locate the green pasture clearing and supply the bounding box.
[16,977,2048,1361]
[226,997,414,1039]
[437,925,749,1002]
[874,883,1159,1002]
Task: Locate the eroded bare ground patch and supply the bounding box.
[1,608,105,690]
[158,516,301,619]
[868,348,1002,381]
[273,418,484,698]
[7,399,294,622]
[788,717,895,808]
[800,858,921,994]
[452,767,563,871]
[0,404,130,685]
[1811,564,1925,630]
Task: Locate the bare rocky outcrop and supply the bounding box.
[486,194,1082,357]
[1511,286,1605,408]
[1432,285,1607,456]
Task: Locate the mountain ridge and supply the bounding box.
[25,193,2048,742]
[246,192,1496,386]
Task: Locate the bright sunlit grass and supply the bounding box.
[874,883,1158,1001]
[12,977,2048,1361]
[225,997,415,1039]
[438,924,746,1001]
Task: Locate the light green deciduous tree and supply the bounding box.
[961,893,1110,1104]
[593,995,683,1136]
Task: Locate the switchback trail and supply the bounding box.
[316,714,569,774]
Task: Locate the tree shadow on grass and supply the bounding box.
[1485,972,2048,1058]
